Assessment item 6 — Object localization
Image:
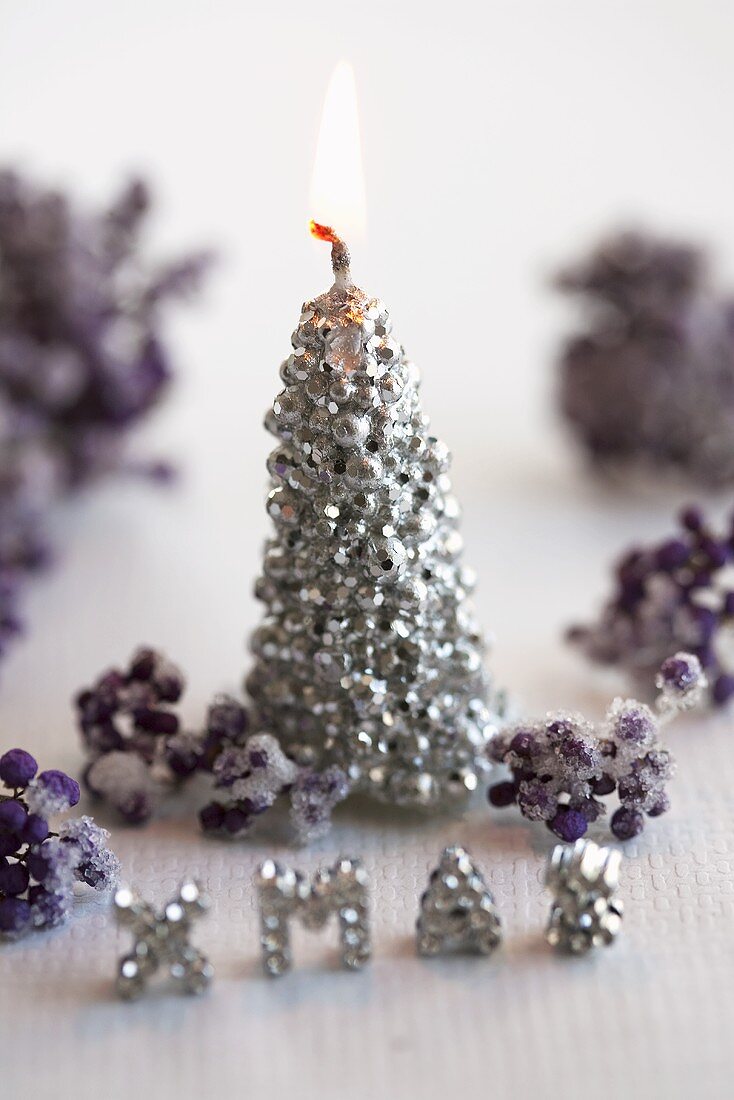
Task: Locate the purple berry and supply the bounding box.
[165,740,200,778]
[681,506,705,533]
[0,896,32,934]
[0,748,38,788]
[591,773,616,796]
[659,653,699,694]
[118,793,154,826]
[712,673,734,706]
[549,807,589,842]
[133,708,179,735]
[487,781,518,808]
[129,649,156,681]
[155,672,184,703]
[647,792,670,817]
[36,770,81,808]
[0,831,22,857]
[22,814,49,844]
[656,539,689,571]
[611,806,644,840]
[509,731,538,758]
[198,801,225,832]
[612,707,655,746]
[0,799,28,832]
[223,807,251,835]
[0,859,30,895]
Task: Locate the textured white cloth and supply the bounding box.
[4,456,733,1100]
[3,1,734,1095]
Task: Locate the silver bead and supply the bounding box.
[545,839,624,955]
[256,856,370,976]
[113,880,213,999]
[416,846,502,957]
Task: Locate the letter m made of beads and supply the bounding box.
[256,856,371,976]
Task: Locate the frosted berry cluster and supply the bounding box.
[557,229,734,487]
[0,748,119,938]
[198,696,350,844]
[488,653,704,842]
[76,646,197,823]
[75,650,349,843]
[569,506,734,706]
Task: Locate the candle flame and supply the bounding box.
[309,61,367,243]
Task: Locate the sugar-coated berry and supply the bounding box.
[0,741,120,940]
[74,646,194,824]
[0,748,38,788]
[571,503,730,707]
[647,792,670,817]
[591,773,616,796]
[611,806,644,840]
[36,770,81,808]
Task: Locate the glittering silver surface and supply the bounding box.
[416,845,502,957]
[256,855,371,976]
[113,880,213,999]
[545,839,623,955]
[246,255,499,807]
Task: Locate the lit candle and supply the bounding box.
[246,64,498,807]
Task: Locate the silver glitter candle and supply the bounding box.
[246,223,499,807]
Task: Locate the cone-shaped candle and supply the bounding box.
[246,223,499,807]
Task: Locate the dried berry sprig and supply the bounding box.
[198,700,350,845]
[487,653,704,843]
[0,169,212,669]
[76,649,350,842]
[76,646,196,824]
[569,505,734,705]
[556,229,734,487]
[0,748,119,938]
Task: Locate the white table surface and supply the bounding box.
[2,2,734,1097]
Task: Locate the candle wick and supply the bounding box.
[331,239,352,291]
[310,220,353,291]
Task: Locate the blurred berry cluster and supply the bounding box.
[0,747,119,938]
[76,646,350,842]
[0,169,210,667]
[76,646,198,824]
[488,653,704,842]
[569,506,734,705]
[557,230,734,487]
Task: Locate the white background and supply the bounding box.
[2,2,734,1097]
